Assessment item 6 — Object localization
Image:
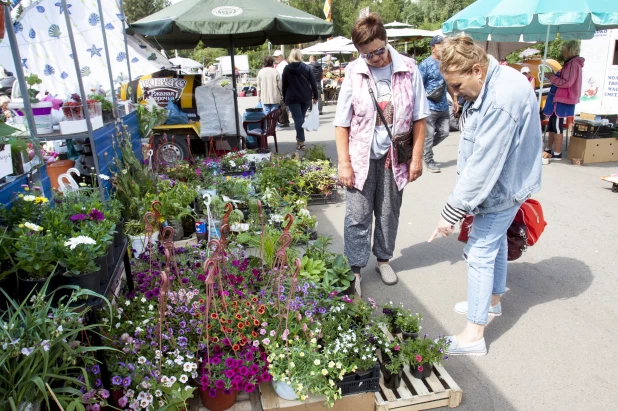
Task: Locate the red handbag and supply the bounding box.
[513,199,547,246]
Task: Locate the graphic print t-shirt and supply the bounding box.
[369,64,394,160]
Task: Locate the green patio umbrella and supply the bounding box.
[131,0,334,140]
[442,0,618,101]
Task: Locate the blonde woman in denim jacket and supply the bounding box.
[429,36,542,356]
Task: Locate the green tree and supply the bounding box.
[506,37,565,65]
[123,0,170,23]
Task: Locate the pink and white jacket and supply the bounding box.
[342,46,420,192]
[548,56,585,105]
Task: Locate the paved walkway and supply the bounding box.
[237,95,618,411]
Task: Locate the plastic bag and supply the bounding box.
[302,103,319,132]
[196,78,246,137]
[165,99,189,125]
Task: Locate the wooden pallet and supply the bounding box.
[259,382,374,411]
[375,326,462,411]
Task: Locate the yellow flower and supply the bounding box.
[329,379,334,387]
[300,395,307,401]
[328,361,335,368]
[336,362,342,369]
[79,183,87,187]
[296,384,302,390]
[313,359,320,366]
[290,362,295,368]
[226,176,231,180]
[158,217,165,223]
[24,187,29,191]
[321,369,328,376]
[310,371,315,376]
[299,352,305,357]
[18,194,24,198]
[18,224,24,228]
[34,197,49,204]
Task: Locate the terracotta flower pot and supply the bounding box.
[199,388,237,411]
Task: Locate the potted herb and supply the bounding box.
[395,310,423,340]
[404,335,450,380]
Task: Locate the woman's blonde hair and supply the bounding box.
[440,35,489,75]
[288,49,304,63]
[562,40,581,58]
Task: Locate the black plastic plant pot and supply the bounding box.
[382,368,403,390]
[341,373,356,383]
[356,368,373,381]
[410,362,433,379]
[60,268,100,303]
[96,252,109,290]
[113,219,124,248]
[391,324,402,335]
[106,243,115,273]
[341,279,355,296]
[401,331,419,340]
[17,272,56,304]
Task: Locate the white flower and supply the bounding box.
[160,376,170,383]
[125,300,130,306]
[24,222,43,231]
[185,385,192,391]
[170,376,177,384]
[64,236,96,250]
[98,174,110,181]
[154,390,162,397]
[183,362,193,372]
[79,183,87,187]
[139,400,148,409]
[229,160,236,168]
[290,362,295,368]
[21,347,33,356]
[138,356,147,365]
[313,359,320,366]
[137,392,146,401]
[148,304,154,311]
[179,374,188,383]
[23,195,36,202]
[122,169,128,174]
[126,389,135,398]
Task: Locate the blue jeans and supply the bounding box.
[288,101,310,143]
[263,103,279,116]
[464,204,520,325]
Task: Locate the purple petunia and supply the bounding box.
[215,379,225,390]
[211,356,221,365]
[225,358,235,368]
[91,365,100,375]
[244,382,256,393]
[118,397,128,408]
[70,214,87,222]
[239,366,249,376]
[88,209,105,221]
[208,388,217,398]
[249,364,260,376]
[122,377,131,387]
[224,369,235,379]
[181,277,189,284]
[223,388,232,395]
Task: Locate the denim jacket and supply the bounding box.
[448,56,542,216]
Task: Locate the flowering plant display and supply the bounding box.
[394,310,423,334]
[219,151,251,172]
[0,185,49,227]
[61,236,100,275]
[11,224,59,280]
[403,335,450,368]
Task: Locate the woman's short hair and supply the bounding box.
[263,56,274,67]
[288,49,304,63]
[351,13,387,47]
[440,35,490,75]
[562,40,581,57]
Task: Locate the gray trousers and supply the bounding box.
[317,85,323,113]
[344,156,404,269]
[423,109,450,162]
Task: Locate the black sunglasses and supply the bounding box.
[360,43,388,60]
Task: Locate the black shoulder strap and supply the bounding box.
[366,77,393,141]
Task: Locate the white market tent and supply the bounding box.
[301,36,356,54]
[169,57,203,69]
[384,21,413,29]
[0,0,169,97]
[386,28,437,40]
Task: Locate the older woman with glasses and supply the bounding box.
[334,13,429,297]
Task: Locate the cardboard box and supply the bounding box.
[578,113,617,124]
[568,137,618,164]
[259,382,375,411]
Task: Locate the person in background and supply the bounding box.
[274,50,290,128]
[281,49,318,150]
[543,40,584,159]
[0,95,11,119]
[208,64,216,80]
[520,66,536,91]
[309,55,324,115]
[257,56,282,116]
[419,35,458,173]
[428,36,542,356]
[499,58,509,66]
[334,13,429,296]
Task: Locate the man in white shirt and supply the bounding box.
[273,50,290,127]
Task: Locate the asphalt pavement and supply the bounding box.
[236,95,618,411]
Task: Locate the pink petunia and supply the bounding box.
[415,354,423,363]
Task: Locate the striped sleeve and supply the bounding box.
[441,203,466,226]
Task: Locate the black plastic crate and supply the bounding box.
[336,363,380,396]
[573,122,612,139]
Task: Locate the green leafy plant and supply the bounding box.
[12,226,59,280]
[24,74,42,103]
[322,254,354,291]
[303,144,328,162]
[136,103,168,139]
[60,236,100,276]
[88,93,113,113]
[299,256,327,286]
[0,278,112,411]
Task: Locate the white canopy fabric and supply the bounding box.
[169,57,203,68]
[0,0,169,97]
[386,28,437,40]
[384,21,413,28]
[301,36,356,54]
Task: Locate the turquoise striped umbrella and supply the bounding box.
[442,0,618,101]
